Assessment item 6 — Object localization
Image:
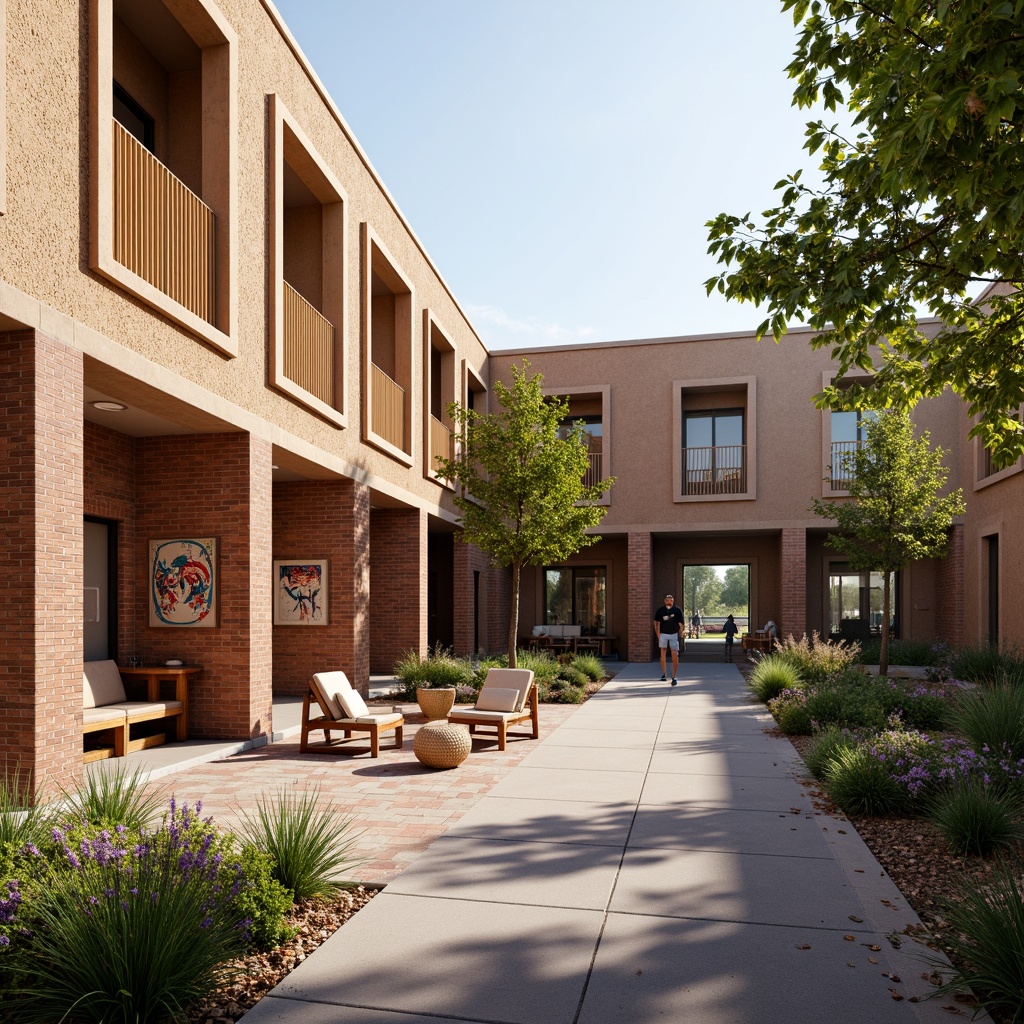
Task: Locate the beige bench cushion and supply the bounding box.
[449,709,523,724]
[474,687,520,712]
[83,660,127,709]
[481,668,534,712]
[83,706,126,726]
[347,713,403,726]
[105,701,183,721]
[336,687,370,719]
[311,672,353,720]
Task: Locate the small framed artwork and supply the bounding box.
[149,538,217,627]
[274,559,328,625]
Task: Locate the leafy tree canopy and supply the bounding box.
[436,360,614,665]
[682,565,722,618]
[719,565,751,610]
[810,408,965,673]
[706,0,1024,468]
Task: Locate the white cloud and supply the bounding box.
[467,304,598,348]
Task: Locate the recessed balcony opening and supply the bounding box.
[557,394,603,489]
[425,318,455,481]
[681,401,746,496]
[829,409,876,491]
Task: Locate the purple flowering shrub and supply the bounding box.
[4,798,289,1023]
[767,688,812,734]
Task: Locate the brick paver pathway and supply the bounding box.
[144,701,579,883]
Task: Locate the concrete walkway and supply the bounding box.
[242,662,969,1024]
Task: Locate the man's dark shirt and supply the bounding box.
[654,605,685,635]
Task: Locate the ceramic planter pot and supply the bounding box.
[416,686,456,720]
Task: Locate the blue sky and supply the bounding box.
[272,1,828,350]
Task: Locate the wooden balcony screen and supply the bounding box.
[583,451,602,489]
[371,363,405,450]
[112,120,215,324]
[830,440,861,490]
[283,282,335,406]
[682,445,747,495]
[429,414,453,474]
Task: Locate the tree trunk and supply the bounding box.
[508,560,521,669]
[879,569,891,677]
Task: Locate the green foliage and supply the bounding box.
[768,688,813,735]
[875,678,950,732]
[718,565,750,610]
[805,726,859,780]
[748,655,801,703]
[540,678,586,704]
[239,788,361,901]
[393,645,474,699]
[929,781,1023,858]
[570,653,604,682]
[821,746,907,816]
[232,844,294,950]
[435,360,613,665]
[811,410,965,676]
[948,643,1024,685]
[932,858,1024,1021]
[59,763,162,831]
[950,684,1024,762]
[682,565,721,617]
[9,803,245,1024]
[805,674,887,732]
[856,638,944,668]
[706,1,1024,467]
[772,632,860,683]
[556,665,589,688]
[0,767,51,863]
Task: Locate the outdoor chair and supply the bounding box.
[447,668,538,751]
[301,671,404,757]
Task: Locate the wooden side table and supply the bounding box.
[117,665,199,740]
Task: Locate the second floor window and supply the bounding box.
[682,409,745,495]
[830,410,876,489]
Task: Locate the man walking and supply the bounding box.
[654,594,686,685]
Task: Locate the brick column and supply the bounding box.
[627,531,653,662]
[136,432,273,741]
[273,477,370,694]
[0,330,84,797]
[369,507,427,673]
[934,523,965,648]
[780,527,807,640]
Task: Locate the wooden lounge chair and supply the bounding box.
[447,668,538,751]
[300,671,404,757]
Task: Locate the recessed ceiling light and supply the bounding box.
[90,400,128,413]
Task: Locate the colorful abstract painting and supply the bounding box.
[273,560,328,625]
[149,539,217,627]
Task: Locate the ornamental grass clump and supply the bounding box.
[821,745,907,815]
[804,726,859,780]
[946,642,1024,686]
[772,631,860,684]
[857,637,945,668]
[393,644,474,699]
[950,683,1024,763]
[929,781,1023,858]
[749,655,800,703]
[931,858,1024,1022]
[239,787,361,901]
[9,799,249,1024]
[571,653,604,682]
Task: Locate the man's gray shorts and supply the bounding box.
[659,633,680,651]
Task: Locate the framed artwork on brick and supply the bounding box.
[273,559,328,626]
[149,538,217,628]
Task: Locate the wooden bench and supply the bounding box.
[83,660,186,762]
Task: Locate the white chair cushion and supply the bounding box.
[482,668,534,712]
[83,661,127,708]
[336,687,369,719]
[83,707,126,725]
[449,709,520,723]
[350,713,403,726]
[475,687,520,712]
[311,672,352,719]
[564,625,581,637]
[547,625,564,637]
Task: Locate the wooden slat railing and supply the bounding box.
[830,440,861,490]
[430,414,453,474]
[112,120,215,324]
[583,451,602,489]
[682,445,747,495]
[283,281,334,406]
[371,363,405,450]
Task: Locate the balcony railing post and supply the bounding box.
[830,441,861,490]
[371,364,405,450]
[681,445,747,495]
[283,281,335,406]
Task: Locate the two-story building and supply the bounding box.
[1,0,1021,793]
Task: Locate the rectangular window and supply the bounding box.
[682,408,745,495]
[829,409,876,491]
[986,534,999,646]
[423,312,456,482]
[828,566,896,640]
[544,566,606,634]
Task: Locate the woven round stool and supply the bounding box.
[414,721,472,769]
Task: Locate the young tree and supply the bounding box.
[683,565,722,622]
[719,565,750,611]
[706,1,1024,468]
[810,409,965,675]
[435,361,613,667]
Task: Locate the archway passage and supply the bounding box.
[680,564,749,661]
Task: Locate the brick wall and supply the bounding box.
[272,478,371,695]
[627,531,653,662]
[369,507,427,673]
[135,433,272,741]
[453,539,490,656]
[780,527,807,640]
[84,422,137,658]
[487,563,512,656]
[0,330,84,797]
[935,524,965,648]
